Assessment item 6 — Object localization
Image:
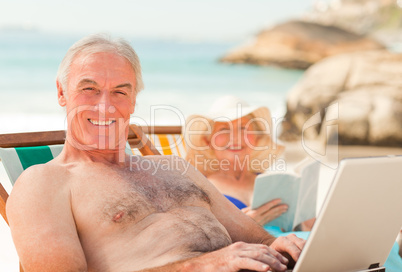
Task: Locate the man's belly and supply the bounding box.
[81,206,232,272]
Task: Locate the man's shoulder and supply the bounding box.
[12,158,68,192]
[7,159,72,219]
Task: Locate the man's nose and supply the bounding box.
[95,92,111,114]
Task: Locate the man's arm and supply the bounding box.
[179,157,305,262]
[6,164,87,272]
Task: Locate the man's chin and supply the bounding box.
[66,136,124,152]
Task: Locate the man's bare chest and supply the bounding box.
[70,165,211,227]
[67,161,232,266]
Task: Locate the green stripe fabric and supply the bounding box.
[15,146,54,170]
[0,145,63,186]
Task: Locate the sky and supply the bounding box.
[0,0,314,41]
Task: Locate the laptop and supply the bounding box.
[290,155,402,272]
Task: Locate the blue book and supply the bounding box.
[251,158,321,232]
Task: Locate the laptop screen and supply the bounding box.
[293,156,402,272]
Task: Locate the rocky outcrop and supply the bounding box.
[280,50,402,146]
[220,20,385,70]
[302,0,402,47]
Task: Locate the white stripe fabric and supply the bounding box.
[0,148,25,186]
[49,145,64,159]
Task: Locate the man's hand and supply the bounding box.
[269,234,306,268]
[187,242,289,272]
[241,199,288,226]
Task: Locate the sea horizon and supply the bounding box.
[0,30,304,134]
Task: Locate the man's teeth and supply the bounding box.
[89,119,115,126]
[229,146,242,150]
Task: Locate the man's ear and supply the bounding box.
[57,80,67,107]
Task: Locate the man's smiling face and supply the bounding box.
[58,52,136,150]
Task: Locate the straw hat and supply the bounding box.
[201,95,272,123]
[185,96,275,141]
[185,95,284,175]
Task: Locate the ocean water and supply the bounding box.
[0,31,304,133]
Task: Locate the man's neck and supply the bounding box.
[62,140,128,166]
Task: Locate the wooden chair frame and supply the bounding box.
[0,125,182,272]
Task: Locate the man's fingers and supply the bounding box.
[229,242,288,272]
[285,233,306,250]
[263,245,289,265]
[270,235,305,262]
[236,255,286,272]
[244,244,289,269]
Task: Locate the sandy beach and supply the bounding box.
[1,141,401,271]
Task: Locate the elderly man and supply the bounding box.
[7,34,305,272]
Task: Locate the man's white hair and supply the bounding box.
[56,33,144,95]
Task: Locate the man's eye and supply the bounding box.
[83,87,95,91]
[115,91,127,95]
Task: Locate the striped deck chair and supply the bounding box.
[0,145,64,188]
[0,130,68,272]
[0,125,161,272]
[128,125,185,157]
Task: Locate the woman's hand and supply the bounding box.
[241,199,288,226]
